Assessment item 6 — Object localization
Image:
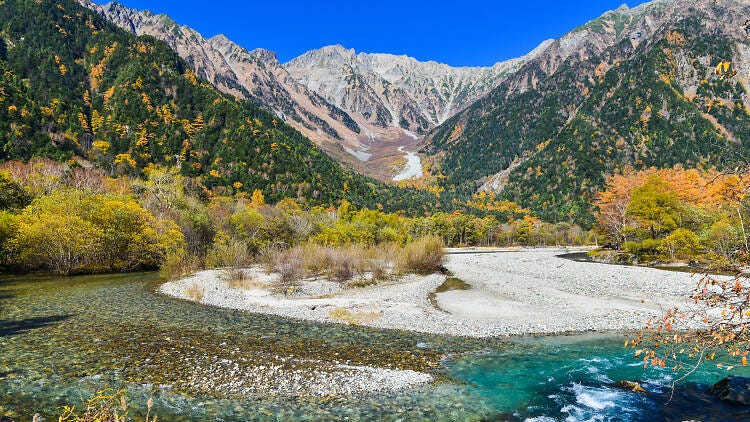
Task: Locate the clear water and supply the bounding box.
[1,272,748,421]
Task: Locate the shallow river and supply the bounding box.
[1,272,748,421]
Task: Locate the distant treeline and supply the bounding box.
[0,159,593,276]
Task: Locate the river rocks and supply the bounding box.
[613,380,646,393]
[709,376,750,405]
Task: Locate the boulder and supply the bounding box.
[710,377,750,406]
[614,380,646,393]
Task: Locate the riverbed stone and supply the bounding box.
[709,376,750,405]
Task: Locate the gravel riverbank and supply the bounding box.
[159,247,704,394]
[160,247,701,338]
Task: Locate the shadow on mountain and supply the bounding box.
[0,314,74,337]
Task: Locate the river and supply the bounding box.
[393,146,423,181]
[0,272,748,420]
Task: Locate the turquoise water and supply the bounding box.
[1,272,748,421]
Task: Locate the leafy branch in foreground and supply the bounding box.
[58,389,157,422]
[629,271,750,375]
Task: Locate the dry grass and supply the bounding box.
[226,270,268,290]
[328,307,381,325]
[186,283,205,302]
[58,389,157,422]
[397,236,446,275]
[257,238,444,292]
[301,243,332,278]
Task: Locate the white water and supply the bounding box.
[393,146,423,181]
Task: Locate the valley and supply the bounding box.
[1,0,750,420]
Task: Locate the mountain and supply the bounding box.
[285,43,551,133]
[0,0,436,212]
[77,0,379,174]
[424,0,750,226]
[78,1,547,180]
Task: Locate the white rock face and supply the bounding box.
[285,43,551,134]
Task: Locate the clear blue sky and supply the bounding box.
[94,0,651,67]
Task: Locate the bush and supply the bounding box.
[325,245,367,283]
[397,236,445,274]
[659,228,700,260]
[301,243,332,278]
[205,231,250,269]
[623,238,663,260]
[160,250,199,281]
[264,246,304,294]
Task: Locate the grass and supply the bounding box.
[227,270,269,290]
[328,307,381,325]
[397,236,446,275]
[256,237,446,292]
[186,283,204,302]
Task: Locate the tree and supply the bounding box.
[8,190,185,274]
[0,211,18,267]
[626,175,682,239]
[703,219,742,262]
[658,228,700,260]
[631,271,750,374]
[0,171,30,210]
[596,170,648,248]
[250,189,266,208]
[13,212,101,275]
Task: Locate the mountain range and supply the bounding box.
[0,0,438,213]
[79,0,549,180]
[2,0,749,227]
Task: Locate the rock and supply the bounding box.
[710,377,750,405]
[614,380,646,393]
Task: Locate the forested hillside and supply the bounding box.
[425,1,750,227]
[0,0,435,212]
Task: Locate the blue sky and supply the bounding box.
[94,0,651,67]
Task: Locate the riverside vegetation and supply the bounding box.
[593,166,750,269]
[0,159,592,279]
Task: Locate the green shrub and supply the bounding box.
[205,231,250,269]
[623,238,663,259]
[160,250,198,281]
[659,228,701,260]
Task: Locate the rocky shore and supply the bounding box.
[159,247,705,395]
[161,248,702,338]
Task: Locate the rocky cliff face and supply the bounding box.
[285,43,551,135]
[79,0,374,174]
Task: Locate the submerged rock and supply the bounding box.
[613,380,646,393]
[710,377,750,405]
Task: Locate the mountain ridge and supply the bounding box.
[424,0,750,225]
[0,0,437,213]
[78,0,547,180]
